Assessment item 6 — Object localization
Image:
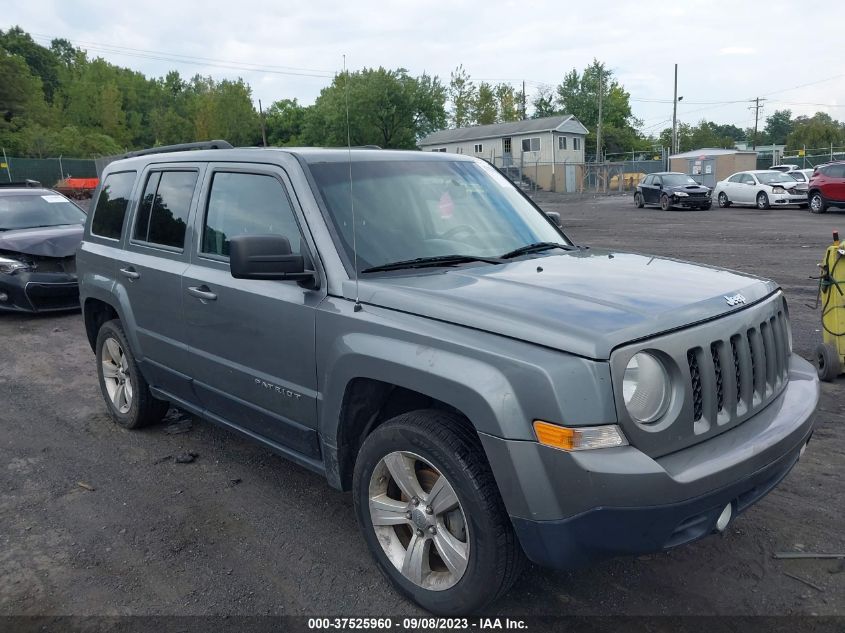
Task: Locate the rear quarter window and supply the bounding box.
[91,171,137,239]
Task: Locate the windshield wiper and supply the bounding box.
[361,254,503,274]
[500,242,573,259]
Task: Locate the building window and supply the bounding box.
[521,137,540,152]
[430,147,446,152]
[573,137,581,151]
[503,138,512,154]
[558,136,567,150]
[474,143,483,153]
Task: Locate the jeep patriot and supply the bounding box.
[77,143,819,614]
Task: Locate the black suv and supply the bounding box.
[635,172,712,211]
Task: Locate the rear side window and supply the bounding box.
[202,172,301,257]
[91,171,136,239]
[133,170,198,249]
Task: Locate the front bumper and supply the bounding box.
[0,271,80,313]
[481,354,818,569]
[672,195,711,208]
[770,192,807,205]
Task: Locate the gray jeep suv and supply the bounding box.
[78,142,819,615]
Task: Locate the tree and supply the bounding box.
[473,82,497,125]
[448,65,475,128]
[763,109,793,145]
[531,85,557,119]
[495,83,520,122]
[0,27,61,101]
[303,67,445,149]
[265,98,306,146]
[553,60,641,155]
[786,112,845,151]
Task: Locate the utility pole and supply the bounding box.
[521,80,527,120]
[595,71,603,164]
[748,97,766,150]
[671,63,678,156]
[258,99,268,147]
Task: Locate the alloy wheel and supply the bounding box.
[101,337,133,414]
[368,451,469,591]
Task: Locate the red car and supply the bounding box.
[808,161,845,213]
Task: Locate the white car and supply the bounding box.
[788,168,815,184]
[714,170,809,209]
[769,164,800,173]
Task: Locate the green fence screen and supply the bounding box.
[1,157,98,187]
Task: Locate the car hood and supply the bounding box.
[0,224,83,257]
[666,183,710,194]
[348,249,778,359]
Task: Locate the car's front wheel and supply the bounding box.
[718,192,731,208]
[96,319,169,429]
[756,192,770,210]
[660,194,671,211]
[809,192,827,214]
[352,410,525,615]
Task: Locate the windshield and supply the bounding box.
[0,193,86,231]
[662,174,698,186]
[757,172,800,184]
[308,159,568,273]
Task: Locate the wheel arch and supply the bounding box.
[83,297,120,352]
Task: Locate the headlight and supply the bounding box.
[622,352,670,423]
[772,186,786,194]
[0,256,33,275]
[674,191,689,197]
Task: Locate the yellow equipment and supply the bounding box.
[815,230,845,381]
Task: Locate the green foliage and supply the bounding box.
[531,86,557,119]
[656,120,748,153]
[265,98,306,146]
[448,65,476,128]
[785,112,845,151]
[473,82,497,125]
[303,67,446,148]
[763,109,793,145]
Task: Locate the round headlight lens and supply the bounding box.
[622,352,670,423]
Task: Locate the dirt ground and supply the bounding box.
[1,195,843,618]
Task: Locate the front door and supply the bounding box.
[181,164,325,459]
[503,137,513,166]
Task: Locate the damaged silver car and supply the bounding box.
[0,182,86,313]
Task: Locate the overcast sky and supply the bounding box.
[5,0,845,137]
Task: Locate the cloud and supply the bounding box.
[718,47,757,56]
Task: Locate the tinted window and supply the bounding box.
[662,174,697,186]
[91,171,136,239]
[728,174,743,183]
[0,193,86,230]
[133,170,197,249]
[202,172,301,257]
[642,175,653,186]
[826,164,845,178]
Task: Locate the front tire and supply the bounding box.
[816,343,841,382]
[634,192,644,208]
[809,192,827,214]
[96,319,169,429]
[756,192,770,210]
[352,410,525,615]
[660,194,671,211]
[718,192,731,208]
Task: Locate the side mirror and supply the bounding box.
[544,211,562,227]
[229,234,313,282]
[655,182,663,189]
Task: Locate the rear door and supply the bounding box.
[117,163,203,402]
[180,164,325,458]
[648,175,663,203]
[827,164,845,201]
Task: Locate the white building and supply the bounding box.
[418,115,588,191]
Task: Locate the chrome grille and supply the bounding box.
[686,308,790,429]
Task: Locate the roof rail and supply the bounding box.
[122,140,233,159]
[0,179,43,188]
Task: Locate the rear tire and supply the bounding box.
[660,194,671,211]
[352,410,526,615]
[816,343,841,382]
[756,192,770,210]
[718,192,731,208]
[809,192,827,214]
[634,192,644,208]
[95,319,169,429]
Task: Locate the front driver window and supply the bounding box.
[202,172,301,258]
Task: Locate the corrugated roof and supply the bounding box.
[419,115,587,146]
[669,148,757,159]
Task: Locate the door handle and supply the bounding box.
[119,267,140,280]
[187,285,217,301]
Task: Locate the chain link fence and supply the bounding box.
[1,156,98,187]
[779,146,845,169]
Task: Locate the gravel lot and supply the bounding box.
[1,195,843,618]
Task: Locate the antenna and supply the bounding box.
[344,54,362,312]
